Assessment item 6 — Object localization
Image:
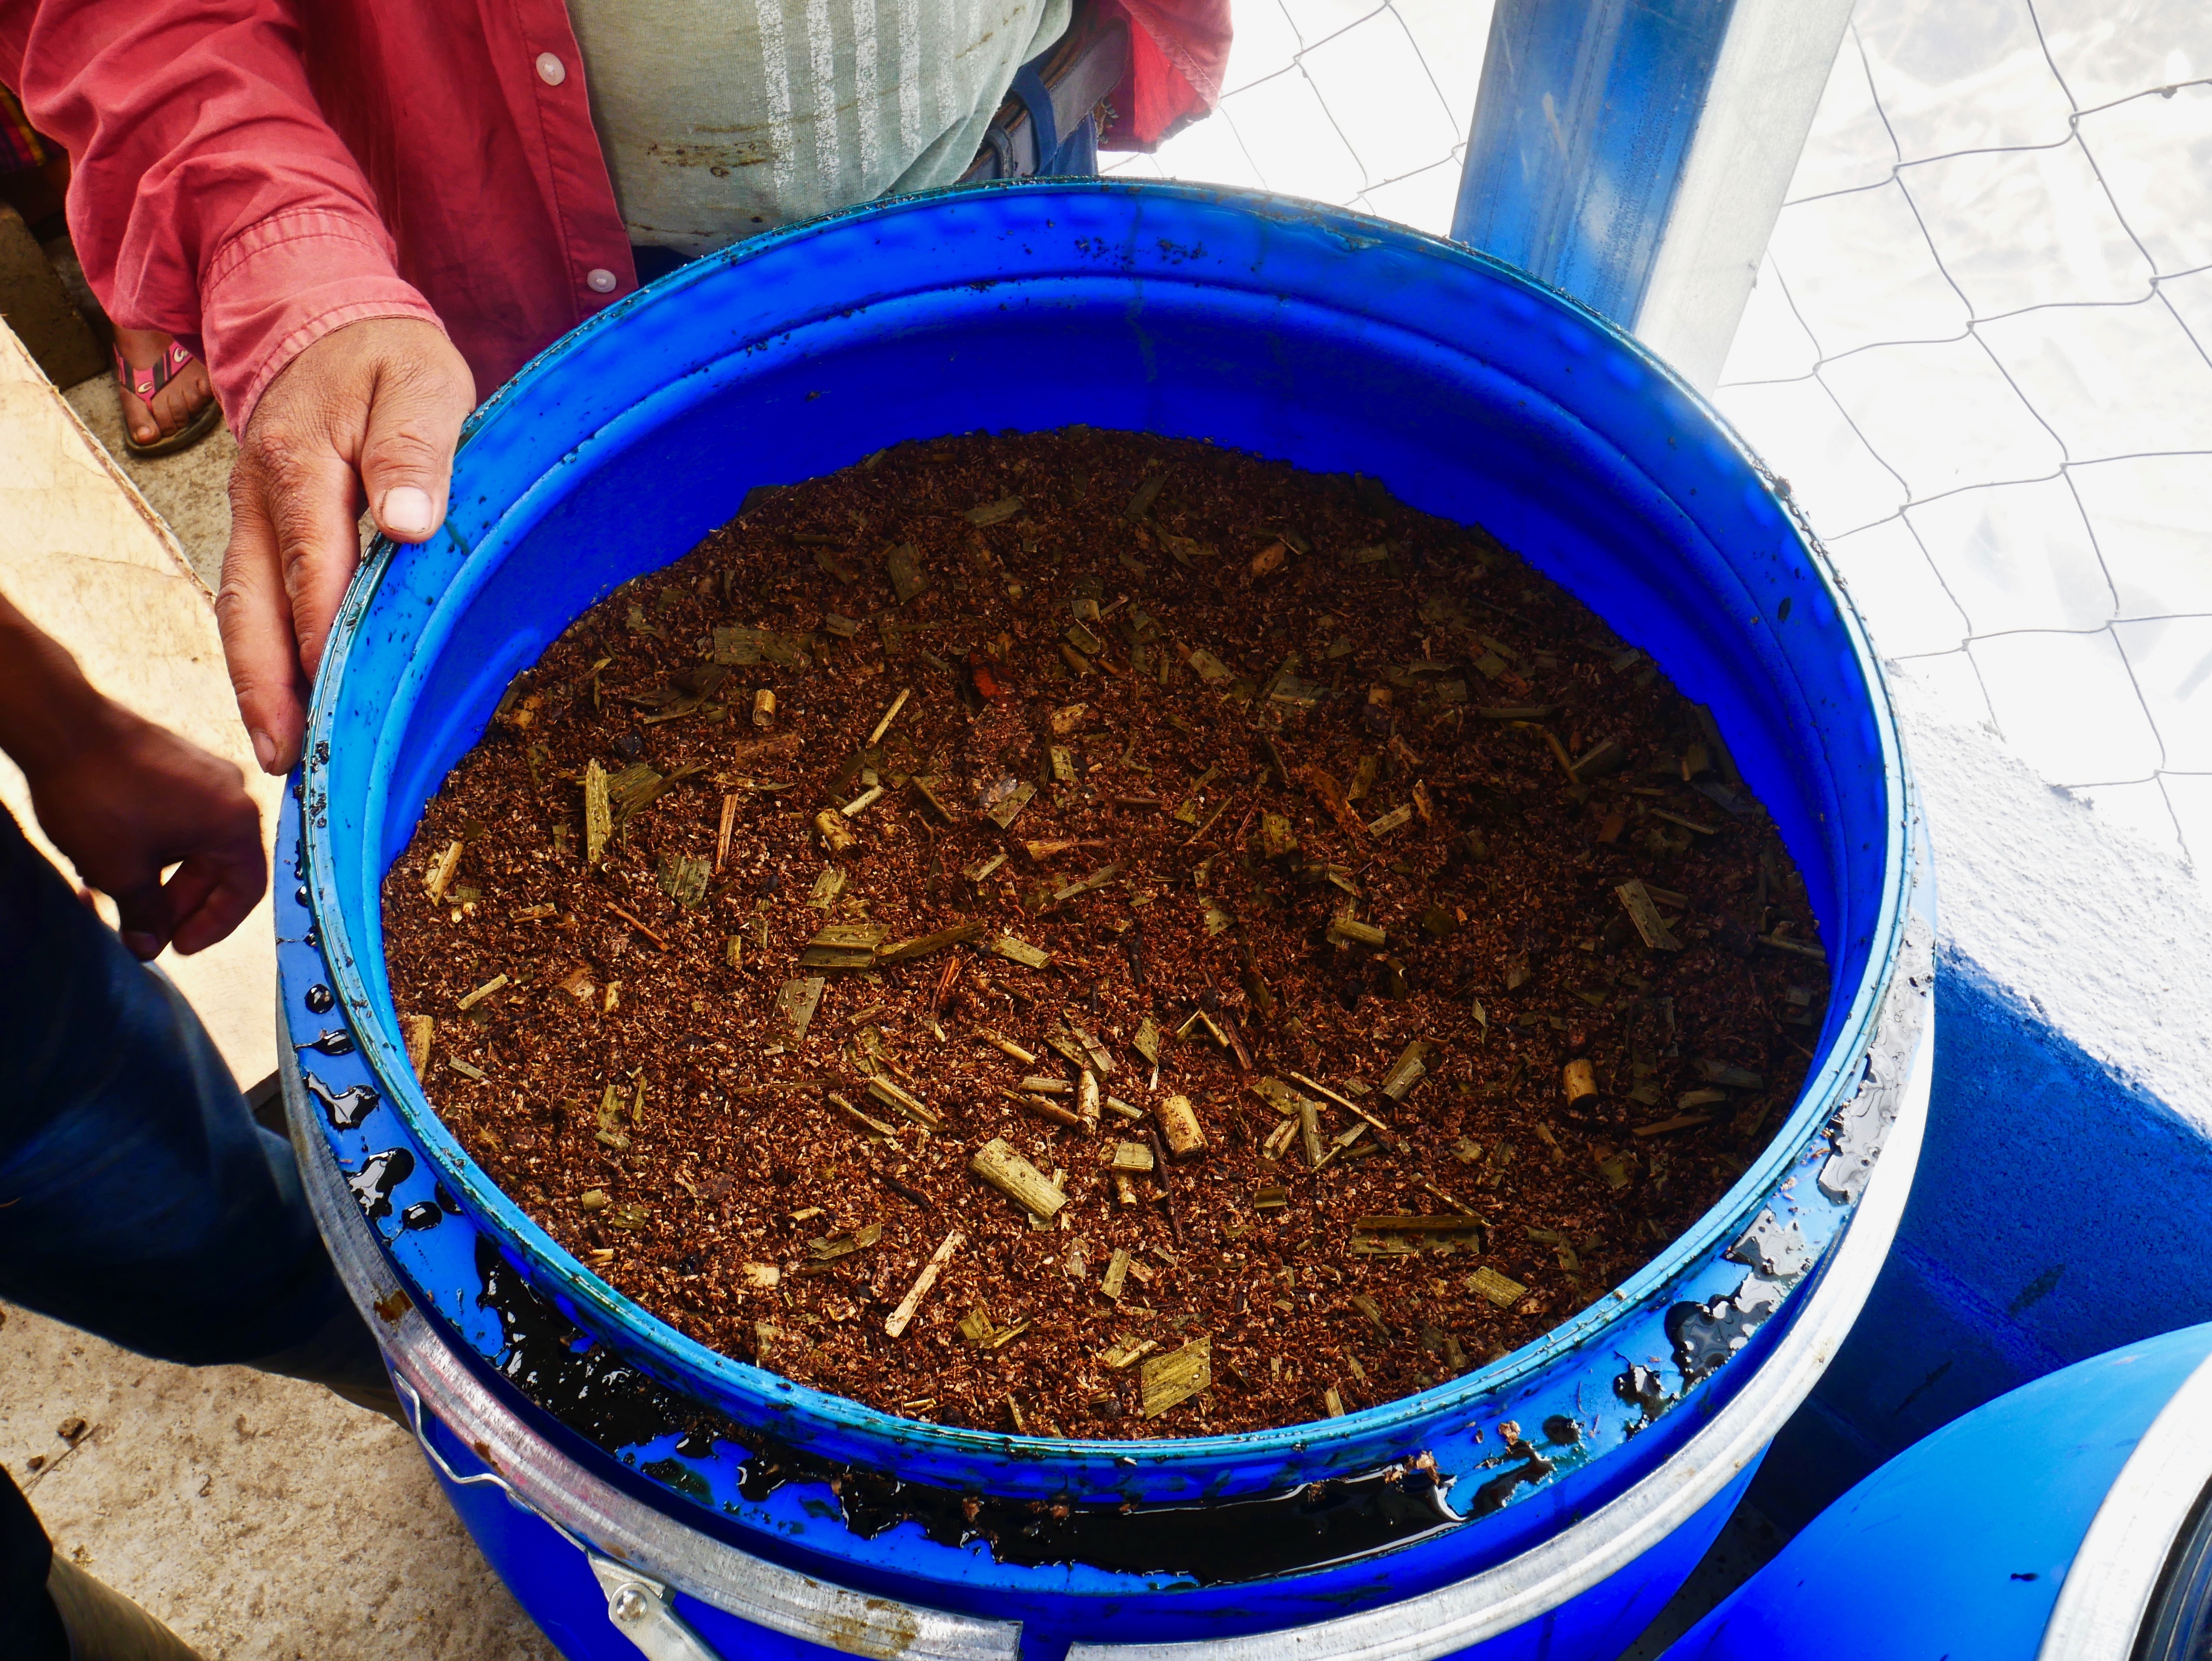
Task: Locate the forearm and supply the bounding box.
[1,0,439,429]
[0,593,120,784]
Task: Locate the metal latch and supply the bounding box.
[588,1557,726,1661]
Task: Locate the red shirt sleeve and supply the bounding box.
[0,0,444,428]
[1098,0,1233,150]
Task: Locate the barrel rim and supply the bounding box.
[298,178,1917,1476]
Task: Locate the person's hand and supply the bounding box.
[22,702,267,960]
[218,317,475,775]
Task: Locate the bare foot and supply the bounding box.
[114,326,215,447]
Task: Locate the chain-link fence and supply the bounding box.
[1707,0,2212,873]
[1103,0,1483,237]
[1119,0,2212,877]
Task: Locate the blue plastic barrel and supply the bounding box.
[275,181,1933,1661]
[1660,1322,2212,1661]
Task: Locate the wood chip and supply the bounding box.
[1186,648,1235,685]
[1571,739,1627,782]
[1327,916,1387,949]
[1110,1140,1156,1174]
[1615,879,1684,951]
[1354,1213,1485,1237]
[969,1138,1067,1219]
[1469,1266,1528,1308]
[1132,1017,1162,1065]
[1379,1041,1431,1102]
[809,1221,885,1262]
[800,923,888,970]
[1049,1026,1106,1076]
[957,1307,1031,1350]
[1299,1097,1326,1170]
[978,1030,1039,1065]
[715,794,739,870]
[866,1076,944,1130]
[987,781,1037,829]
[1156,1095,1208,1161]
[1102,1331,1156,1368]
[884,1230,963,1337]
[827,1092,900,1137]
[1634,1112,1715,1138]
[658,852,711,910]
[1077,1069,1102,1130]
[840,783,886,817]
[875,918,984,966]
[868,686,913,746]
[456,973,508,1011]
[1140,1334,1211,1417]
[964,851,1008,883]
[402,1014,434,1076]
[815,808,857,852]
[1101,1250,1133,1301]
[912,775,961,822]
[1047,864,1123,907]
[1416,1178,1477,1217]
[967,496,1025,526]
[886,547,929,605]
[423,840,463,903]
[1563,1059,1597,1102]
[775,977,825,1043]
[1366,803,1414,837]
[583,762,612,866]
[1009,1089,1082,1128]
[986,932,1051,969]
[712,624,808,668]
[603,901,669,951]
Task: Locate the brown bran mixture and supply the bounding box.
[380,427,1831,1439]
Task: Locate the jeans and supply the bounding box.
[0,806,367,1654]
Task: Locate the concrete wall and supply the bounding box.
[1753,681,2212,1529]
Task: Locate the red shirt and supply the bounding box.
[0,0,1228,429]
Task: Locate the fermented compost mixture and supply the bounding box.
[381,427,1831,1438]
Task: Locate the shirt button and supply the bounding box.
[586,268,619,294]
[535,52,566,86]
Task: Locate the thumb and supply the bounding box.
[359,351,473,546]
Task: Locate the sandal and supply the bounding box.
[113,337,222,458]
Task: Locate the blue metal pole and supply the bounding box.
[1451,0,1737,328]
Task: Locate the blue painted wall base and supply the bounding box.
[1752,945,2212,1532]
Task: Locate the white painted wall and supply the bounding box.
[1895,670,2212,1133]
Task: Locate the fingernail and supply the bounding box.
[380,486,435,539]
[251,728,278,772]
[121,931,161,960]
